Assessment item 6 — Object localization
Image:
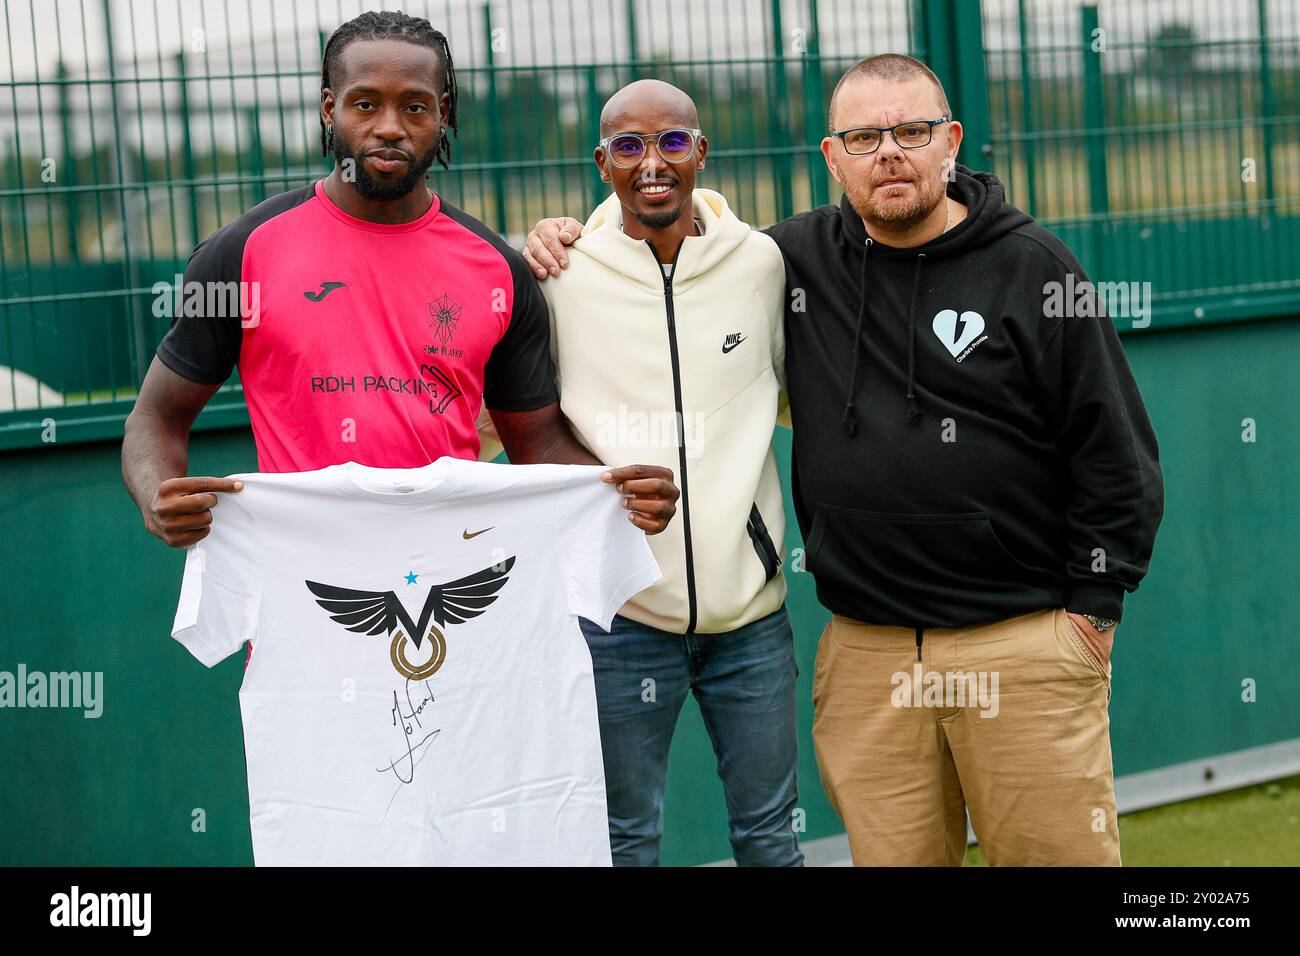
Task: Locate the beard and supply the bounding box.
[331,133,440,200]
[844,164,947,231]
[632,202,686,230]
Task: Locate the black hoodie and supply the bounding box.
[764,166,1163,628]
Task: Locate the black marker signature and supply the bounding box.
[378,679,441,786]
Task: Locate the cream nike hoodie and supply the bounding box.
[542,187,787,634]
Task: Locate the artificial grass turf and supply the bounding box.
[964,775,1300,866]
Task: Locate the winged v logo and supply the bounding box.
[306,556,515,680]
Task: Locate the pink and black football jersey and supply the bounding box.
[157,180,556,473]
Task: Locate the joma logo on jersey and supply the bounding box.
[304,281,346,301]
[306,557,515,680]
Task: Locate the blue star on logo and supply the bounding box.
[404,570,419,585]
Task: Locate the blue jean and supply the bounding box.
[578,606,803,867]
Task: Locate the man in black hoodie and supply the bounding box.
[523,54,1162,866]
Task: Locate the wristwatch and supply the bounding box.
[1084,614,1119,632]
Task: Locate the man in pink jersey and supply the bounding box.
[122,11,678,560]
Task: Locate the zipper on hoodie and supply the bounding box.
[650,240,698,635]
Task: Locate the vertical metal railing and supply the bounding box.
[2,0,1293,447]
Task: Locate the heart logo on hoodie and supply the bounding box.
[932,309,986,358]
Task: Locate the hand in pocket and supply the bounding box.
[1066,611,1114,668]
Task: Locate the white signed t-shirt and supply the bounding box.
[170,458,661,866]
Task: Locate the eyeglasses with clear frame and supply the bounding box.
[832,118,949,155]
[597,127,703,168]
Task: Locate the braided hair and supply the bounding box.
[319,10,459,169]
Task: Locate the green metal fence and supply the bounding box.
[981,0,1300,324]
[0,0,1297,449]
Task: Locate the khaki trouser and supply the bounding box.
[812,607,1120,866]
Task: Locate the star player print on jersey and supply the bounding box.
[305,557,516,681]
[428,293,462,344]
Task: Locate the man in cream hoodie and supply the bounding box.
[540,80,799,866]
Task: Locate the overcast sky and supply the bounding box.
[4,0,1286,83]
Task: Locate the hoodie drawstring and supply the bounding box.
[840,238,872,436]
[843,242,927,437]
[905,254,925,425]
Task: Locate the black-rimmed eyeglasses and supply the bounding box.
[832,118,949,155]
